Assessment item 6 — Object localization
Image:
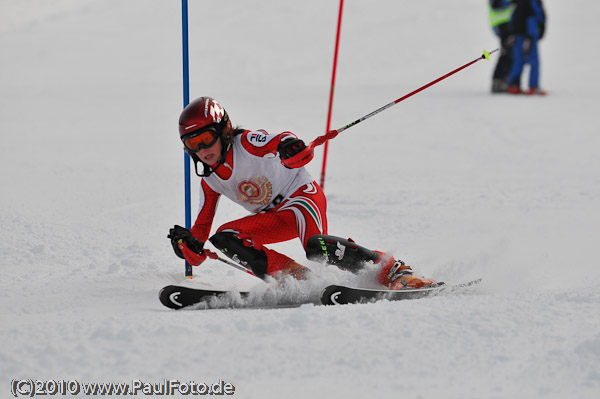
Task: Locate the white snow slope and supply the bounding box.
[1,1,599,398]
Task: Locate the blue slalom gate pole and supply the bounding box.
[181,0,193,278]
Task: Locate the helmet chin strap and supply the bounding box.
[189,138,232,177]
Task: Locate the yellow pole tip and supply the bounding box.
[483,50,491,61]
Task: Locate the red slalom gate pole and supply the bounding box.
[305,49,498,156]
[319,0,344,190]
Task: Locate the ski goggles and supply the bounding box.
[180,126,220,152]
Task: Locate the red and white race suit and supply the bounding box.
[190,130,328,275]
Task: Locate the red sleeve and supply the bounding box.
[190,179,220,243]
[240,130,297,157]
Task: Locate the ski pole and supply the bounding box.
[296,49,498,163]
[320,0,345,190]
[215,255,257,277]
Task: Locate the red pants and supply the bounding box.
[216,182,327,274]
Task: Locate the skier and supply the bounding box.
[488,0,515,93]
[167,97,435,289]
[507,0,547,95]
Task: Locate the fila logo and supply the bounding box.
[249,133,267,143]
[246,131,274,147]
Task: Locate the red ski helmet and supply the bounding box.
[178,97,233,151]
[178,97,234,176]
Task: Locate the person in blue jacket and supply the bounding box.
[507,0,547,95]
[489,1,515,93]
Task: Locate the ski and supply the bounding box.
[159,285,250,310]
[159,285,307,310]
[320,279,482,305]
[161,279,482,309]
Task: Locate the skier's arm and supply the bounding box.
[190,179,221,242]
[240,130,296,156]
[167,180,221,266]
[531,0,545,23]
[167,225,218,266]
[240,130,313,168]
[531,0,546,39]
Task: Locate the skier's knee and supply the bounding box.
[305,234,379,273]
[209,230,268,279]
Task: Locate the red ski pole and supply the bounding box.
[284,49,498,169]
[320,0,344,190]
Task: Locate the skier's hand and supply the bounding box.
[278,137,314,168]
[167,225,218,266]
[178,242,219,266]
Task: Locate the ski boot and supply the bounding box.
[507,85,524,95]
[305,235,436,289]
[376,255,436,289]
[525,87,547,96]
[491,79,508,93]
[279,260,311,280]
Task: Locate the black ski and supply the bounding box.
[320,279,482,305]
[159,285,250,310]
[159,285,308,310]
[161,279,482,309]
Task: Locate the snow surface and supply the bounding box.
[1,0,599,398]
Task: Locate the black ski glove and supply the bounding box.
[167,225,204,259]
[278,137,314,168]
[278,138,307,159]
